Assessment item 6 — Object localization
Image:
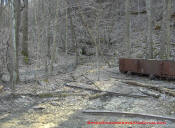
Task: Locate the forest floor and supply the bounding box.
[1,55,175,128]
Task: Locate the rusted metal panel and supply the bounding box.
[162,61,175,78]
[138,59,162,76]
[119,58,175,79]
[119,58,139,73]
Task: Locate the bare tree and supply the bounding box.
[50,1,59,72]
[68,8,78,66]
[160,0,168,59]
[166,0,172,59]
[65,7,68,55]
[146,0,153,59]
[10,0,18,89]
[125,0,131,57]
[22,0,29,63]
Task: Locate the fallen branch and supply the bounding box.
[88,92,107,100]
[81,74,102,90]
[83,110,175,122]
[137,89,160,98]
[117,80,175,97]
[36,92,87,98]
[0,91,87,99]
[63,83,150,98]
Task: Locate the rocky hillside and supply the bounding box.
[69,0,175,59]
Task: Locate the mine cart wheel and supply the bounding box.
[127,71,132,75]
[120,71,127,74]
[149,74,155,80]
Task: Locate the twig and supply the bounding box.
[83,110,175,122]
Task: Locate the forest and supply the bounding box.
[0,0,175,128]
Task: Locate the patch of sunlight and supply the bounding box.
[94,79,115,90]
[0,119,21,128]
[31,122,56,128]
[0,99,86,128]
[88,69,97,73]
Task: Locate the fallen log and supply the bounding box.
[63,83,151,98]
[117,80,175,97]
[83,110,175,122]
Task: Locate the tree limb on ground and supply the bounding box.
[63,83,152,98]
[117,79,175,97]
[0,91,88,99]
[137,88,160,98]
[88,92,107,100]
[82,110,175,122]
[81,74,102,90]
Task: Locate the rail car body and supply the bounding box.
[119,58,175,79]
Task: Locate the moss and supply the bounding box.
[22,50,29,64]
[24,56,29,64]
[44,79,49,83]
[21,50,28,57]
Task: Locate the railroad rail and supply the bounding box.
[119,58,175,79]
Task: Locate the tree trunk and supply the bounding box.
[125,0,131,57]
[45,2,52,79]
[166,0,172,59]
[22,0,29,63]
[68,8,78,66]
[146,0,153,59]
[50,1,59,72]
[10,0,18,90]
[160,0,168,59]
[15,0,20,82]
[65,8,68,54]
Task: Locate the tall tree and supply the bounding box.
[68,8,78,66]
[22,0,29,63]
[125,0,131,57]
[15,0,20,82]
[45,1,53,79]
[10,0,18,89]
[65,8,68,55]
[160,0,168,59]
[166,0,172,59]
[50,1,59,72]
[146,0,153,59]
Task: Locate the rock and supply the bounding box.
[0,85,3,92]
[1,73,10,82]
[32,105,45,111]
